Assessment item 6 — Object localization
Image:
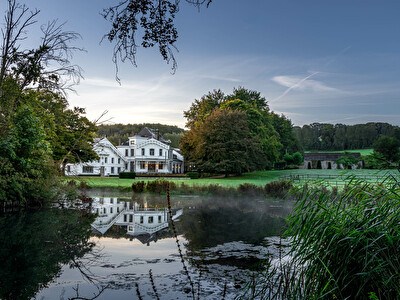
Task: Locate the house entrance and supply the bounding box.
[148,163,156,172]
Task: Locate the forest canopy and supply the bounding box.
[294,122,400,151]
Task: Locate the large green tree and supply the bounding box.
[181,87,298,174]
[191,108,267,175]
[0,1,97,205]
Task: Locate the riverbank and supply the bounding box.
[69,169,397,190]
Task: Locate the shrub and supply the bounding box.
[119,172,136,179]
[186,171,200,179]
[238,183,264,196]
[145,179,176,194]
[132,181,145,193]
[264,180,293,198]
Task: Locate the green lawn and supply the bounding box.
[305,149,373,156]
[72,168,397,189]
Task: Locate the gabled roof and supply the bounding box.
[137,127,169,143]
[94,137,128,162]
[138,127,157,139]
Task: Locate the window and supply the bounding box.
[129,214,133,222]
[150,148,155,156]
[148,216,154,224]
[105,157,108,163]
[140,161,146,169]
[125,149,128,156]
[130,140,135,145]
[124,214,127,222]
[118,158,121,164]
[111,157,114,163]
[117,167,121,173]
[141,148,145,155]
[111,167,114,174]
[82,166,93,173]
[110,207,113,213]
[67,165,71,172]
[140,216,144,224]
[158,215,162,223]
[130,149,134,156]
[158,162,164,170]
[159,149,163,156]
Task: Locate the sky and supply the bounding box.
[4,0,400,128]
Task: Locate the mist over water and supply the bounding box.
[2,194,293,299]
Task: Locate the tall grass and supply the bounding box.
[285,178,400,299]
[238,177,400,299]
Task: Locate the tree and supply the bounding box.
[1,0,83,94]
[183,89,225,129]
[186,108,267,175]
[0,1,96,206]
[102,0,213,80]
[32,91,98,174]
[181,87,298,173]
[373,135,400,166]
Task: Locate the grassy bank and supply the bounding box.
[69,169,397,190]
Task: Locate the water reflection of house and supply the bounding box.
[90,197,183,244]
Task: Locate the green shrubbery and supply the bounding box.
[119,172,136,179]
[186,171,200,179]
[132,179,176,194]
[264,180,293,198]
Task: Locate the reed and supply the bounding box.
[285,177,400,299]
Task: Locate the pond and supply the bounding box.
[0,193,293,300]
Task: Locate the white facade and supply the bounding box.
[65,137,128,176]
[117,132,184,174]
[65,127,184,176]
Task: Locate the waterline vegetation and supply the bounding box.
[238,175,400,299]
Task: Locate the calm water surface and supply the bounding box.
[0,194,293,300]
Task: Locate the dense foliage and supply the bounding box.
[294,122,400,151]
[0,1,97,206]
[97,123,184,147]
[180,87,300,175]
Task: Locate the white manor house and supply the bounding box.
[65,127,184,176]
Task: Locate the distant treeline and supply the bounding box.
[97,123,185,148]
[294,122,400,151]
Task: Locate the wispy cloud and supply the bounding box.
[270,72,341,102]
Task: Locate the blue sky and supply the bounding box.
[6,0,400,128]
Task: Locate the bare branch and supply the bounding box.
[103,0,207,83]
[1,1,84,95]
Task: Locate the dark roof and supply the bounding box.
[304,152,361,161]
[137,127,169,143]
[138,127,157,138]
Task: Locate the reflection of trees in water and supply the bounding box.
[177,197,290,252]
[0,209,102,300]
